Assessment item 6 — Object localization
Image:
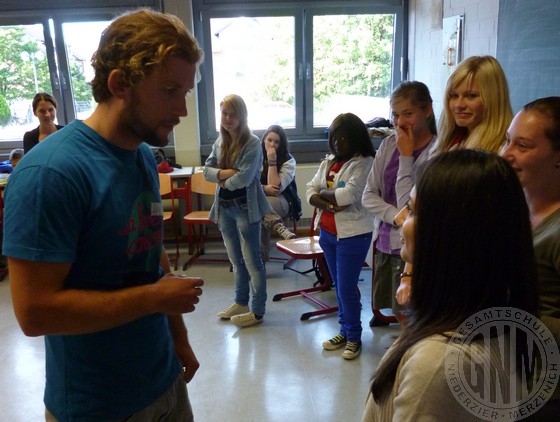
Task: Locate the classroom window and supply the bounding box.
[193,0,406,150]
[0,1,159,147]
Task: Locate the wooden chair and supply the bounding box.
[182,171,230,270]
[159,173,180,270]
[273,209,338,320]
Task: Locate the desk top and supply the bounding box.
[169,167,195,179]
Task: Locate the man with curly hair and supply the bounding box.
[3,9,204,422]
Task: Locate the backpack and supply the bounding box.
[282,179,302,222]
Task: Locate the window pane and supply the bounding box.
[312,14,394,127]
[0,24,50,143]
[62,21,109,120]
[210,16,295,131]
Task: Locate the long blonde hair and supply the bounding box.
[218,94,252,169]
[435,56,513,154]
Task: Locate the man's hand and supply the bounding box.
[176,343,200,383]
[155,274,203,314]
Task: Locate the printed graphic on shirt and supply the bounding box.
[117,192,163,261]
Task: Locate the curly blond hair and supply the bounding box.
[90,9,203,103]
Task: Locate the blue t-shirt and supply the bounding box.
[3,120,180,421]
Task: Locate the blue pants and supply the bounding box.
[218,204,267,316]
[319,229,372,343]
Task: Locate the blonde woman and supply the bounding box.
[434,55,512,154]
[204,94,271,328]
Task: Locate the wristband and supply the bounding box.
[400,271,413,278]
[268,161,277,165]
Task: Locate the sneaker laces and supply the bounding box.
[274,223,295,239]
[345,341,360,352]
[329,334,346,345]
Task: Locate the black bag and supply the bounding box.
[282,179,302,222]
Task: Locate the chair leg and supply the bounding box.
[272,255,338,320]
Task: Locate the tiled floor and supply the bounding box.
[0,243,400,422]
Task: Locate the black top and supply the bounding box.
[23,125,64,154]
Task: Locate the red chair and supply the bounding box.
[158,173,180,270]
[274,209,338,320]
[182,172,230,270]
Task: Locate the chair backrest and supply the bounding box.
[190,171,217,196]
[158,172,173,197]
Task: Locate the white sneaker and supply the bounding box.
[342,341,362,360]
[230,312,263,328]
[273,222,296,240]
[217,303,249,319]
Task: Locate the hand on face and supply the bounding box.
[395,124,415,156]
[266,145,277,161]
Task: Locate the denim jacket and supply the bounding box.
[205,134,272,224]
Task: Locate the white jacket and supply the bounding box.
[306,154,374,239]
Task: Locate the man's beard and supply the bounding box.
[124,91,171,147]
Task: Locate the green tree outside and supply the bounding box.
[0,94,11,127]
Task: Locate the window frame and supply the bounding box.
[193,0,408,163]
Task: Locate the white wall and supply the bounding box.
[164,0,203,167]
[408,0,500,118]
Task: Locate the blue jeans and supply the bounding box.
[319,229,372,343]
[218,203,267,316]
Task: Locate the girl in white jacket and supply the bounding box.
[307,113,375,360]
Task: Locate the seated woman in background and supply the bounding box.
[397,55,514,305]
[363,150,539,420]
[502,96,560,420]
[308,113,375,360]
[23,93,64,154]
[260,125,297,260]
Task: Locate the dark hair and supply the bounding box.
[390,81,437,135]
[91,9,203,103]
[9,148,24,160]
[32,93,57,112]
[371,149,539,403]
[523,96,560,151]
[328,113,375,158]
[261,124,290,168]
